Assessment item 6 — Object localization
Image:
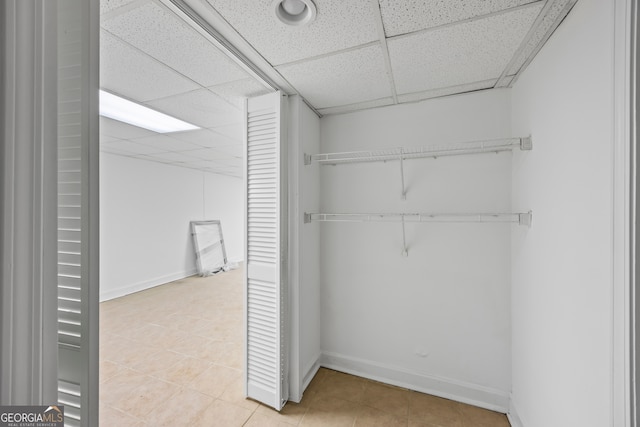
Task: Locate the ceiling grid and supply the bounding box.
[99,0,580,176]
[370,0,399,105]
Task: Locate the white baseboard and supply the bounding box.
[100,269,198,301]
[320,351,509,413]
[288,355,321,403]
[507,398,525,427]
[302,356,321,391]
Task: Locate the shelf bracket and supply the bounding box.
[520,136,533,151]
[304,213,312,224]
[304,153,313,165]
[401,215,408,257]
[518,211,532,227]
[399,148,406,200]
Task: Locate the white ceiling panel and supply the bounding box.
[145,89,241,128]
[133,154,173,164]
[100,117,157,140]
[100,140,168,155]
[131,134,203,152]
[208,78,272,110]
[208,123,243,141]
[388,3,543,95]
[204,0,379,66]
[178,160,225,169]
[397,79,497,103]
[100,145,134,156]
[183,148,236,162]
[100,0,140,15]
[211,144,243,158]
[277,44,392,109]
[379,0,540,37]
[99,134,121,143]
[170,129,239,148]
[100,30,199,101]
[102,2,249,87]
[317,97,395,115]
[217,158,242,167]
[143,151,201,163]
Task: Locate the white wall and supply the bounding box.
[100,153,243,301]
[510,0,615,426]
[288,95,322,401]
[319,90,514,410]
[204,171,244,263]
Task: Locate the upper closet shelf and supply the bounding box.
[304,137,532,166]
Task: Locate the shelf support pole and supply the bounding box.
[401,215,408,257]
[399,148,406,200]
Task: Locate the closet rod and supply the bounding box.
[304,212,533,227]
[304,137,532,165]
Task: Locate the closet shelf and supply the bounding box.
[304,137,532,166]
[304,212,532,227]
[304,211,532,257]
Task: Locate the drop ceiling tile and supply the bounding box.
[145,89,241,128]
[205,0,379,66]
[179,160,224,170]
[380,0,540,37]
[101,140,169,155]
[210,157,242,167]
[134,154,174,164]
[143,151,201,163]
[277,44,392,109]
[131,134,203,152]
[208,124,243,141]
[100,134,121,144]
[170,129,238,148]
[100,145,134,156]
[100,0,139,15]
[100,30,199,102]
[397,79,497,103]
[183,148,236,161]
[208,79,272,110]
[388,3,543,94]
[102,2,248,87]
[100,117,157,140]
[211,144,243,158]
[212,168,242,177]
[317,97,394,115]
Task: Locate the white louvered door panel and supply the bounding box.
[245,92,288,410]
[57,0,99,425]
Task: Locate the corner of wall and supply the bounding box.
[507,397,525,427]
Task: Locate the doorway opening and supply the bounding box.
[96,0,272,424]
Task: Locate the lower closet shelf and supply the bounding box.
[304,211,532,226]
[304,212,532,256]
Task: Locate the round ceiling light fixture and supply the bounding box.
[272,0,317,27]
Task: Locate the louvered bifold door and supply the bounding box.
[244,92,288,410]
[57,0,99,425]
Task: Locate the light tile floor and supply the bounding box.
[100,268,510,427]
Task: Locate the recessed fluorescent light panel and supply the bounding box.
[99,90,199,133]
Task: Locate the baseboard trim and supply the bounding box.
[507,398,525,427]
[100,269,198,301]
[320,351,509,413]
[302,356,321,392]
